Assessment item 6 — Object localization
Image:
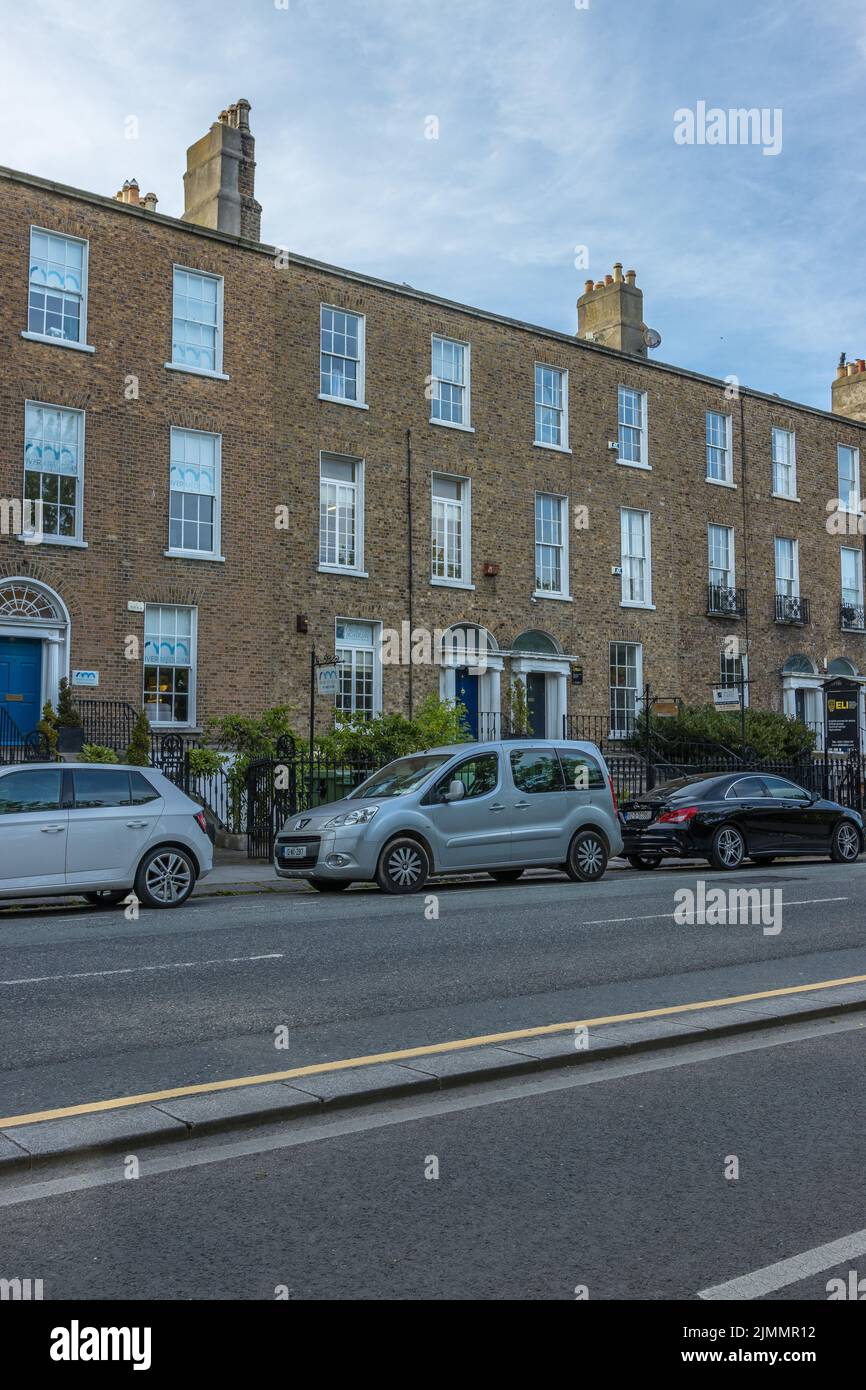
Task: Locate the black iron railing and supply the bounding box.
[775,593,810,625]
[707,584,746,618]
[840,603,866,631]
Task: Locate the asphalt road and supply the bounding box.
[2,1020,865,1300]
[1,856,865,1120]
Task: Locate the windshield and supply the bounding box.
[347,754,453,799]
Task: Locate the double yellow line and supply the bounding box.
[2,973,863,1129]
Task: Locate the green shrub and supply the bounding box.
[125,710,152,766]
[56,677,81,728]
[187,747,226,779]
[505,677,531,736]
[317,697,470,765]
[206,707,298,830]
[36,701,59,754]
[79,744,119,764]
[631,704,816,760]
[412,693,471,749]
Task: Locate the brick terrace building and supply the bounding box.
[2,99,866,748]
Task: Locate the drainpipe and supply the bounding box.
[739,393,752,744]
[406,428,414,719]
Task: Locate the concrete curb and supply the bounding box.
[3,984,866,1174]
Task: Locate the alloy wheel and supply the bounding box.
[144,852,192,904]
[836,823,860,861]
[717,828,744,867]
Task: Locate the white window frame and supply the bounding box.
[841,547,865,627]
[609,641,644,739]
[318,305,367,409]
[22,226,94,354]
[431,473,472,588]
[705,410,733,486]
[22,399,87,547]
[772,427,798,500]
[708,523,735,598]
[430,335,473,432]
[166,265,227,380]
[166,427,223,562]
[617,386,649,469]
[620,508,653,608]
[335,618,382,719]
[837,444,861,516]
[774,537,799,599]
[143,604,198,729]
[720,647,746,693]
[534,492,570,599]
[319,453,366,575]
[534,364,570,452]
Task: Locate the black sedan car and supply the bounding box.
[619,772,863,870]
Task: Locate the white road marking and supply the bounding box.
[0,953,284,986]
[699,1227,866,1300]
[583,896,848,926]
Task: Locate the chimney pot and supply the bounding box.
[605,274,614,285]
[858,360,866,372]
[626,269,637,286]
[584,279,593,295]
[613,263,623,282]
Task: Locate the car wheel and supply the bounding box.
[627,854,662,871]
[489,869,523,883]
[83,889,129,908]
[830,820,861,863]
[709,824,746,871]
[134,847,197,909]
[566,829,608,883]
[308,877,351,892]
[376,837,430,895]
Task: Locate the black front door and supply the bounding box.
[526,673,546,738]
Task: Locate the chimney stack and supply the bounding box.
[577,263,648,356]
[833,354,866,422]
[182,98,262,241]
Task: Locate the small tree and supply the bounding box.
[56,677,81,728]
[36,701,59,755]
[505,677,531,736]
[126,709,152,766]
[412,694,471,748]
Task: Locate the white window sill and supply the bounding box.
[771,492,801,503]
[706,476,737,489]
[148,724,199,733]
[164,550,225,563]
[431,577,475,590]
[164,362,230,382]
[533,590,573,603]
[318,565,369,578]
[20,331,95,354]
[533,440,572,455]
[430,417,475,434]
[17,534,87,548]
[318,394,369,411]
[620,600,656,610]
[618,460,651,471]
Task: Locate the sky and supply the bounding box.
[1,0,864,409]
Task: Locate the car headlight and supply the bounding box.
[321,806,380,829]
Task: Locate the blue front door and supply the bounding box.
[455,668,479,739]
[0,637,42,735]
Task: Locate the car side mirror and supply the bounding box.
[444,779,466,803]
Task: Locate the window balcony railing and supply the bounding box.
[707,584,746,618]
[840,603,866,632]
[774,593,810,625]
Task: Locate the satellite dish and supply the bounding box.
[644,327,662,350]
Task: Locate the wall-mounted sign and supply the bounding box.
[570,664,583,687]
[653,699,680,718]
[72,670,99,687]
[127,601,145,613]
[316,664,339,697]
[825,678,860,755]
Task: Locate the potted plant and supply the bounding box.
[56,677,86,756]
[125,709,152,766]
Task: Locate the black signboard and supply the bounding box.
[571,664,583,687]
[824,678,860,755]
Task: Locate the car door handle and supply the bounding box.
[126,821,149,829]
[41,824,65,833]
[513,801,531,809]
[489,803,505,812]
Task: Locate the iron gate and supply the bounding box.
[245,739,377,859]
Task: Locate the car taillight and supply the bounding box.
[657,805,698,825]
[194,811,208,834]
[608,774,618,813]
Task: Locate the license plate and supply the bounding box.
[625,810,653,822]
[282,845,306,859]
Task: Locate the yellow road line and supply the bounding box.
[3,973,864,1129]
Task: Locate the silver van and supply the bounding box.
[274,739,623,894]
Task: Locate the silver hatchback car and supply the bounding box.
[0,762,213,909]
[274,739,623,894]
